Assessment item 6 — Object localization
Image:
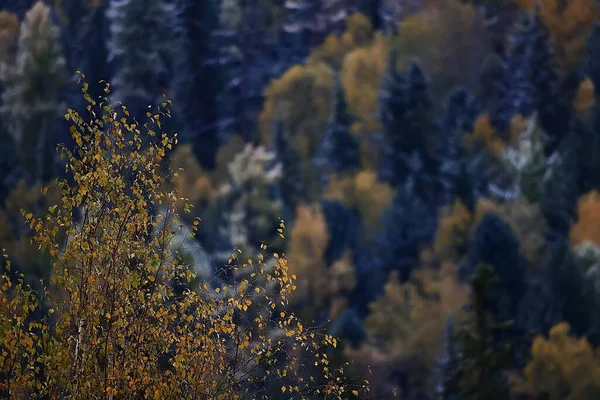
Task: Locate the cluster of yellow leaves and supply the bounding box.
[0,76,370,399]
[286,205,330,311]
[324,170,394,236]
[346,262,469,396]
[570,190,600,247]
[518,322,600,400]
[360,263,469,367]
[307,13,375,70]
[514,0,598,71]
[434,200,473,262]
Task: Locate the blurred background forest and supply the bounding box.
[2,0,600,398]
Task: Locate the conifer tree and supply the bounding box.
[466,213,526,322]
[374,179,435,282]
[436,318,459,400]
[378,53,438,203]
[315,72,361,182]
[273,118,304,215]
[1,1,68,183]
[436,87,480,207]
[454,264,513,400]
[106,0,174,121]
[172,0,222,170]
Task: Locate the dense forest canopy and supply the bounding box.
[2,0,600,398]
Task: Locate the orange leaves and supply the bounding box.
[519,0,598,70]
[434,200,473,262]
[571,190,600,247]
[520,322,600,399]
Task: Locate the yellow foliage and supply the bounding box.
[573,78,595,117]
[260,62,334,158]
[0,78,370,399]
[340,33,388,152]
[324,170,394,235]
[514,0,598,71]
[388,0,489,99]
[434,200,473,262]
[169,144,213,207]
[571,190,600,247]
[287,204,330,306]
[361,262,470,367]
[467,115,506,157]
[307,12,374,70]
[520,322,600,400]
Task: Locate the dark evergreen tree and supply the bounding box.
[315,73,361,182]
[320,199,358,266]
[465,213,526,322]
[0,0,33,18]
[378,52,438,202]
[218,0,287,142]
[540,142,581,242]
[454,264,513,400]
[541,239,596,336]
[436,87,481,208]
[0,127,21,204]
[106,0,174,121]
[373,179,435,282]
[273,119,304,214]
[329,307,365,348]
[172,0,222,169]
[1,2,68,183]
[436,318,459,400]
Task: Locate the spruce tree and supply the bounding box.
[436,87,480,207]
[436,318,459,400]
[466,213,526,323]
[172,0,222,170]
[1,1,68,183]
[315,73,361,182]
[454,264,513,400]
[106,0,174,121]
[378,54,439,204]
[374,179,435,282]
[273,119,304,215]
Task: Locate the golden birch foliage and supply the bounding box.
[570,190,600,247]
[169,144,213,207]
[260,63,334,158]
[307,12,375,70]
[514,0,598,71]
[0,77,370,399]
[286,204,330,308]
[324,170,394,236]
[434,200,473,262]
[520,322,600,400]
[0,11,18,63]
[361,263,470,367]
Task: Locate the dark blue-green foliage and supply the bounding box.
[378,53,439,207]
[492,12,568,143]
[106,0,175,121]
[329,307,366,349]
[586,23,600,99]
[436,87,481,208]
[0,129,21,204]
[172,0,222,169]
[540,239,596,336]
[273,119,304,214]
[373,180,435,282]
[465,213,526,322]
[320,199,359,266]
[0,0,33,18]
[436,318,459,400]
[315,73,361,182]
[541,139,581,241]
